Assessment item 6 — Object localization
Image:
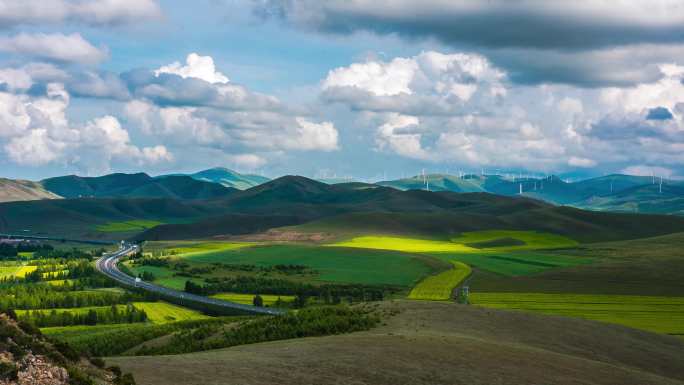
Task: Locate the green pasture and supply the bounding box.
[176,244,436,286]
[211,293,295,306]
[132,302,209,323]
[408,261,471,301]
[452,230,578,251]
[471,292,684,336]
[96,220,165,233]
[427,251,593,276]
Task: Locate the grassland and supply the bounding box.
[132,302,209,323]
[428,251,593,276]
[452,230,578,250]
[470,293,684,336]
[96,219,165,232]
[109,301,684,385]
[408,261,471,300]
[211,293,295,306]
[171,244,438,287]
[328,231,590,277]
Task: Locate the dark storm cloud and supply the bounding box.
[255,1,684,87]
[256,1,684,50]
[646,106,674,120]
[589,113,680,141]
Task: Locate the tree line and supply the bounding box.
[185,276,394,305]
[18,304,148,327]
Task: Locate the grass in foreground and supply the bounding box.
[408,261,471,300]
[471,292,684,336]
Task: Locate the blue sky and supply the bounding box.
[2,1,684,181]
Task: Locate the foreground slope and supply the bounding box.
[110,301,684,385]
[0,178,61,203]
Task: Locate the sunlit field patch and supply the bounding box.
[408,261,471,301]
[330,236,478,253]
[132,302,209,324]
[0,265,37,278]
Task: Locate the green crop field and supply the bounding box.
[0,265,37,278]
[471,292,684,336]
[177,244,436,286]
[408,261,472,300]
[96,220,165,233]
[428,252,593,276]
[211,293,295,306]
[327,233,588,277]
[132,302,209,323]
[330,236,477,253]
[452,230,578,251]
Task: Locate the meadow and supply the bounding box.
[408,261,471,300]
[451,230,579,250]
[470,292,684,336]
[167,243,438,287]
[131,302,209,323]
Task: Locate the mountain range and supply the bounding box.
[3,174,684,244]
[1,169,684,217]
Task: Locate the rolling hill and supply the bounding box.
[0,178,61,203]
[41,173,237,200]
[138,175,684,242]
[184,167,270,190]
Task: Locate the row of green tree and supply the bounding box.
[17,304,147,327]
[0,283,149,310]
[185,276,393,303]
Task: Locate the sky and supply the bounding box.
[2,1,684,181]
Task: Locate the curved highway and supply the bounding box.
[95,244,283,316]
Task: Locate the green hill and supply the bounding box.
[187,167,270,190]
[139,175,684,242]
[42,173,237,200]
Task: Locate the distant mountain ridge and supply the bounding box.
[377,173,684,214]
[182,167,270,190]
[41,173,236,200]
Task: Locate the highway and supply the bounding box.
[95,244,284,316]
